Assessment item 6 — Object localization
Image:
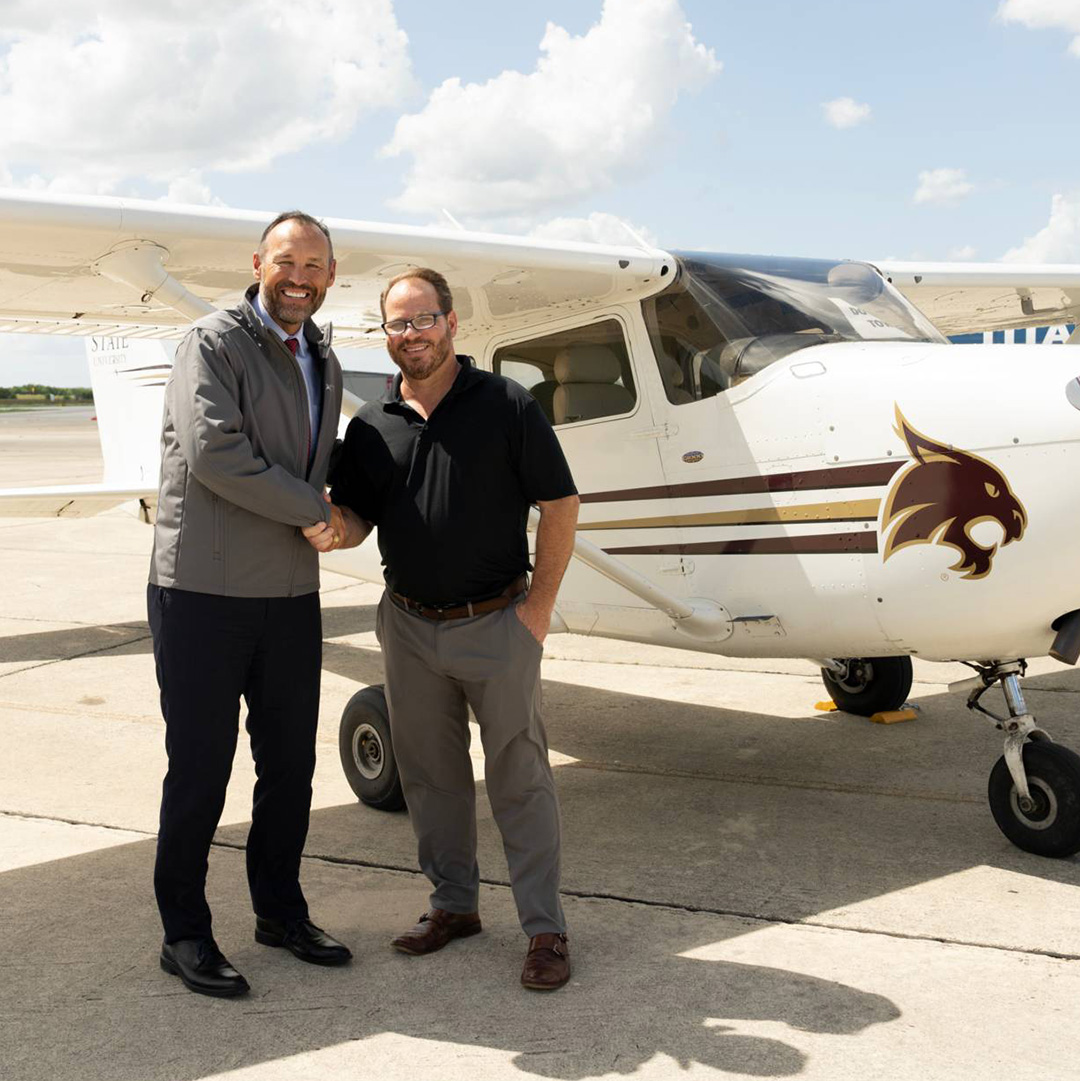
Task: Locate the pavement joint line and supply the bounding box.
[0,699,162,723]
[0,809,155,835]
[0,632,153,680]
[320,581,376,595]
[207,838,1080,965]
[5,809,1080,965]
[0,616,147,629]
[561,759,984,804]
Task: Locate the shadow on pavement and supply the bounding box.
[0,836,899,1081]
[308,636,1080,926]
[5,608,1080,1081]
[0,605,379,666]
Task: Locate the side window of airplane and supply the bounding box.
[492,319,637,427]
[641,285,729,405]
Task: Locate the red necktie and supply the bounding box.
[284,338,310,464]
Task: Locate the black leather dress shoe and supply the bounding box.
[255,916,353,966]
[160,938,250,998]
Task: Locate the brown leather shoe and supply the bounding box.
[391,909,482,955]
[521,932,570,991]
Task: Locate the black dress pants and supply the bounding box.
[147,584,322,943]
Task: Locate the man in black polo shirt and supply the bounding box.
[319,267,579,990]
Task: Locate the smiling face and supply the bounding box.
[253,220,336,334]
[383,277,458,383]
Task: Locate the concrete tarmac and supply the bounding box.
[2,408,1080,1081]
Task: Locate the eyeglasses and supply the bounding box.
[381,312,444,336]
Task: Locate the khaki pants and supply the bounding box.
[376,591,565,936]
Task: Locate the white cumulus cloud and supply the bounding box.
[914,167,974,204]
[0,1,414,195]
[997,0,1080,56]
[947,245,978,260]
[381,0,720,220]
[1003,193,1080,261]
[529,212,659,248]
[822,97,871,129]
[162,171,224,207]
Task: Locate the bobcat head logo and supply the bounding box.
[881,407,1027,580]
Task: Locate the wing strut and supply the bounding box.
[92,242,216,321]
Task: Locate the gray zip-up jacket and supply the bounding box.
[149,285,343,597]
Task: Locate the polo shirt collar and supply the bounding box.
[386,355,479,411]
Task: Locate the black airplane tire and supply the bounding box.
[338,685,406,812]
[820,655,913,717]
[988,741,1080,858]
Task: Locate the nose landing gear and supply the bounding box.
[952,660,1080,857]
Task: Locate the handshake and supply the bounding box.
[302,493,360,553]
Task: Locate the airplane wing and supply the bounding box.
[874,260,1080,337]
[5,188,1076,345]
[0,190,668,522]
[0,485,155,518]
[0,189,669,347]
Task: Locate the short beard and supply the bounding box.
[261,283,321,329]
[393,333,455,382]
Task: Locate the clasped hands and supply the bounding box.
[303,493,347,553]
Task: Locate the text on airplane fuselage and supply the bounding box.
[89,335,129,353]
[950,324,1077,345]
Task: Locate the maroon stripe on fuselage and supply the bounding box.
[580,462,903,504]
[603,532,879,556]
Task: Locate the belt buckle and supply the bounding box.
[442,600,476,618]
[421,599,467,620]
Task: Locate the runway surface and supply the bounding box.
[2,407,1079,1081]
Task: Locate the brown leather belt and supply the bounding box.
[390,574,528,621]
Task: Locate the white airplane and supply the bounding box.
[2,189,1080,857]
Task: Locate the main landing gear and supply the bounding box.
[338,685,405,812]
[952,660,1080,858]
[818,655,913,716]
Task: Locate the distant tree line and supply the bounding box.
[0,384,93,401]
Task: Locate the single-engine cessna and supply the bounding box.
[2,190,1080,856]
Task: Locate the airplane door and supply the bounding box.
[491,313,672,635]
[630,281,883,656]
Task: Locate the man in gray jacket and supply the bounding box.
[148,210,351,997]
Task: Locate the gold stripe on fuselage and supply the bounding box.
[577,498,881,531]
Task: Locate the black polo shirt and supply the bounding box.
[330,357,577,605]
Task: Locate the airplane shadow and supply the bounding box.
[0,605,379,666]
[5,601,1080,928]
[0,835,899,1081]
[306,623,1080,925]
[0,621,151,664]
[5,604,1080,1081]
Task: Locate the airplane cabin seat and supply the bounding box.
[552,345,634,425]
[657,353,694,404]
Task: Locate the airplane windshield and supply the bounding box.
[644,252,946,404]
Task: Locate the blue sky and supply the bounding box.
[2,0,1078,384]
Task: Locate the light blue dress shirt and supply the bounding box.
[251,290,322,459]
